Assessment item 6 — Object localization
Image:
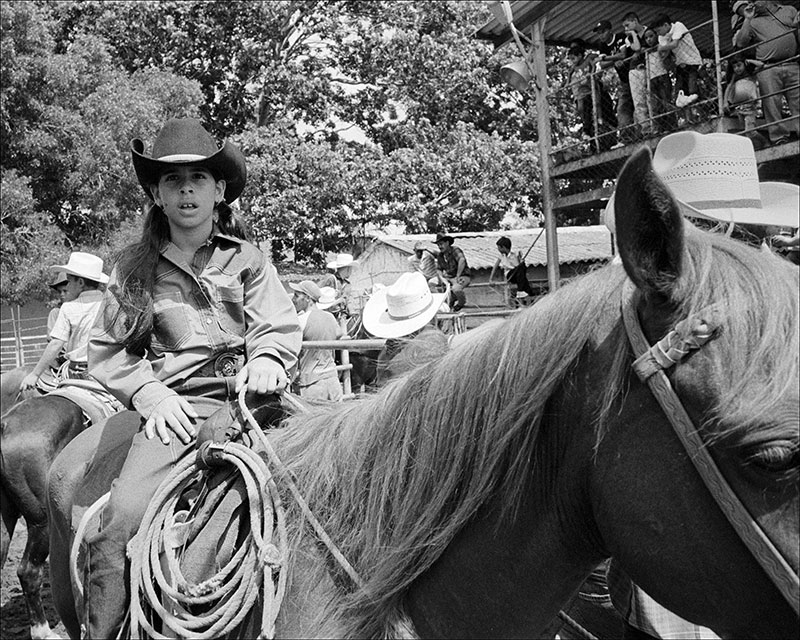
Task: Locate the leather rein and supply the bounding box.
[620,280,799,616]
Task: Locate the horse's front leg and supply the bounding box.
[1,484,20,569]
[18,522,56,639]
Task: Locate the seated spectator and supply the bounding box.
[489,236,535,307]
[622,12,652,138]
[434,232,471,312]
[643,27,678,134]
[724,52,764,134]
[565,39,617,151]
[408,240,440,287]
[653,13,704,123]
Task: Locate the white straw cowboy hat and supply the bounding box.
[316,286,343,310]
[604,132,800,232]
[50,252,109,284]
[131,118,247,204]
[326,253,356,270]
[289,280,322,302]
[363,272,446,339]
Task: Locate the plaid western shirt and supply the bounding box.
[89,230,301,418]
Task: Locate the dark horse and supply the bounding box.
[0,364,37,413]
[48,147,798,638]
[1,383,87,639]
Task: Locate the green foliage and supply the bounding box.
[0,170,67,305]
[235,119,540,265]
[2,0,584,305]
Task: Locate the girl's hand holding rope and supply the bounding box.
[235,356,289,395]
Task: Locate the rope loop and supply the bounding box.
[127,414,289,639]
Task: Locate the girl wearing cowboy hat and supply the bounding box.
[82,118,301,638]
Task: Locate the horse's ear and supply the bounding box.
[614,146,684,300]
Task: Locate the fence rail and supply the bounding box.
[1,309,518,394]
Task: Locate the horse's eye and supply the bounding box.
[745,442,799,474]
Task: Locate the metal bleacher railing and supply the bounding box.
[549,18,799,164]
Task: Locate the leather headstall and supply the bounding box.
[621,279,799,616]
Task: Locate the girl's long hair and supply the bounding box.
[108,199,249,355]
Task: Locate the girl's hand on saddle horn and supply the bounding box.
[144,395,199,445]
[235,356,289,395]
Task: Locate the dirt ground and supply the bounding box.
[1,527,68,639]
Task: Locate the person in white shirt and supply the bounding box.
[653,13,703,117]
[489,236,534,307]
[21,252,108,391]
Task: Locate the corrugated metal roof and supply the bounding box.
[476,1,737,58]
[372,226,613,270]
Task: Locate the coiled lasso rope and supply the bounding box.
[127,404,288,639]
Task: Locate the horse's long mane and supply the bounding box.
[271,225,798,637]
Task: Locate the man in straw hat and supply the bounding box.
[603,131,799,237]
[363,272,450,385]
[316,285,345,315]
[290,280,345,402]
[21,252,109,392]
[320,252,366,318]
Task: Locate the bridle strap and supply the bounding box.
[621,280,800,616]
[237,388,367,590]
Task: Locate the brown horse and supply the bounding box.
[1,387,87,639]
[48,146,798,638]
[0,364,37,414]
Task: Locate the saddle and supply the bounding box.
[49,377,124,427]
[69,392,287,639]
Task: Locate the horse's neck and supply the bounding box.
[403,369,610,637]
[276,539,347,638]
[404,493,600,638]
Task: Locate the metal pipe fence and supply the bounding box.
[550,17,799,165]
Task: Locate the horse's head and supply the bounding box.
[596,146,799,637]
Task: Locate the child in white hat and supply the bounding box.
[21,252,109,392]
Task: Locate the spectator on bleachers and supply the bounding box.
[643,27,678,134]
[653,13,704,124]
[622,12,653,138]
[724,52,764,134]
[565,39,617,151]
[594,19,637,146]
[732,0,799,145]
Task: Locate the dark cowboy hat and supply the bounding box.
[131,118,247,203]
[433,232,454,244]
[49,271,68,290]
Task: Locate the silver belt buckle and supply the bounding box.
[214,353,239,378]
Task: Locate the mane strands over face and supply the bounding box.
[272,261,629,637]
[674,227,799,443]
